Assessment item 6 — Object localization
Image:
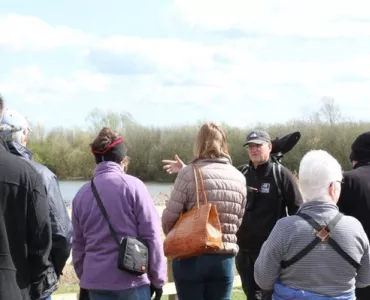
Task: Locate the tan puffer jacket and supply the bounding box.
[162,157,247,255]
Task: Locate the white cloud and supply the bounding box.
[172,0,370,38]
[1,12,370,128]
[0,14,95,51]
[0,65,111,104]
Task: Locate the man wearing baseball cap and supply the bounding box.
[243,130,271,146]
[236,129,303,300]
[337,131,370,299]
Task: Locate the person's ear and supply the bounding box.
[22,131,28,146]
[328,182,335,198]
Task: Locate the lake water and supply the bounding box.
[59,180,174,205]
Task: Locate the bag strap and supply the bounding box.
[192,164,208,207]
[91,179,120,246]
[193,165,201,209]
[194,164,208,204]
[281,212,360,270]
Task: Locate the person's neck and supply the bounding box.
[252,159,269,169]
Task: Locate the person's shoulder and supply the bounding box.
[278,163,293,174]
[29,160,56,181]
[2,150,40,180]
[340,214,364,229]
[176,164,194,181]
[275,214,308,234]
[1,152,46,194]
[122,173,145,186]
[278,163,297,181]
[277,214,300,226]
[344,165,370,180]
[223,163,247,183]
[120,173,153,196]
[338,214,369,241]
[72,181,91,203]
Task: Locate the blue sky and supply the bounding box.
[1,0,370,130]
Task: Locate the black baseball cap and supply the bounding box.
[243,130,271,146]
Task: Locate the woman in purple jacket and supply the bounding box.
[71,127,167,300]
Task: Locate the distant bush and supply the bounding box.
[27,99,367,181]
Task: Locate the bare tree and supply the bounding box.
[319,97,342,125]
[85,109,135,134]
[0,93,4,118]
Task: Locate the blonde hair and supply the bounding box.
[193,122,230,159]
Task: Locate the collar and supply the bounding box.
[94,161,124,176]
[190,156,232,165]
[249,159,272,177]
[6,141,33,160]
[297,200,338,214]
[353,160,370,169]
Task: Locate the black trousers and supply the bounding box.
[356,285,370,300]
[235,252,273,300]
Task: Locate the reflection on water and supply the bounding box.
[58,180,174,206]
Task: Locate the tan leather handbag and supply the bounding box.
[163,163,223,260]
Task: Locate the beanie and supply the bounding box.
[349,131,370,162]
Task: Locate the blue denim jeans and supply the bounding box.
[88,284,151,300]
[172,253,234,300]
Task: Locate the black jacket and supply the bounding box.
[0,137,53,300]
[7,141,73,297]
[338,161,370,239]
[236,160,303,252]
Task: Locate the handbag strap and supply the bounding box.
[193,166,200,209]
[91,179,120,246]
[192,164,208,207]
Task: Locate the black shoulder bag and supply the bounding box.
[90,179,149,276]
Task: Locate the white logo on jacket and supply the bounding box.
[260,183,270,193]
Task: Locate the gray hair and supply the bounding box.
[298,149,342,202]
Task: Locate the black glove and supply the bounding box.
[150,284,163,300]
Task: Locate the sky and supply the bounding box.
[1,0,370,130]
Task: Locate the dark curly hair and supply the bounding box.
[90,127,130,170]
[90,127,120,153]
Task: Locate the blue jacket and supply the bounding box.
[274,282,355,300]
[7,141,73,298]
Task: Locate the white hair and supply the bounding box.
[0,109,29,146]
[298,149,342,202]
[12,129,27,145]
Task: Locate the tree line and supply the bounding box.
[27,99,369,182]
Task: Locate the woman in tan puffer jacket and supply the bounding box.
[161,122,247,300]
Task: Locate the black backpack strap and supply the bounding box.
[239,164,250,176]
[281,212,359,269]
[298,212,343,233]
[280,233,322,268]
[272,162,285,220]
[327,239,361,269]
[91,179,120,246]
[272,163,282,198]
